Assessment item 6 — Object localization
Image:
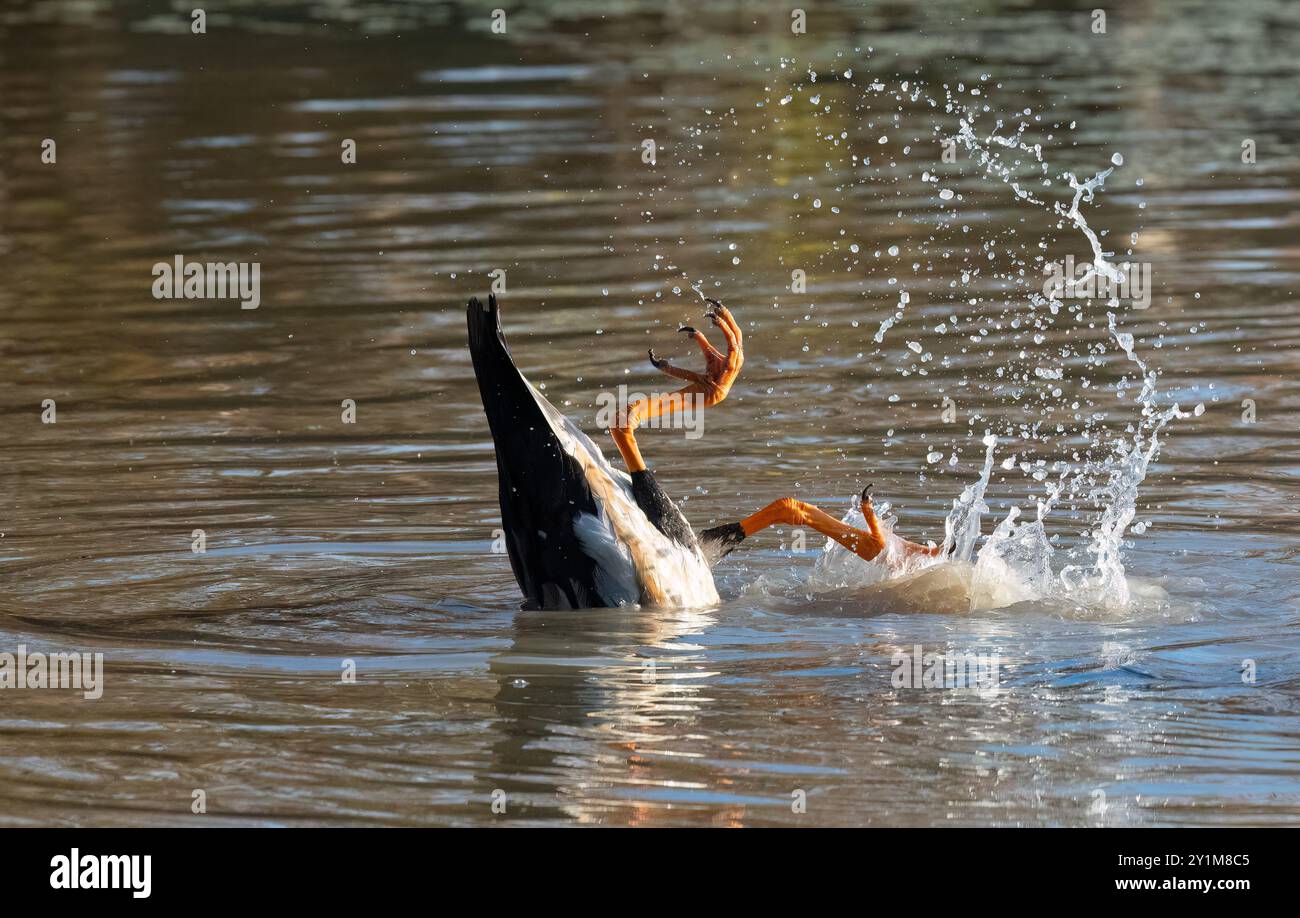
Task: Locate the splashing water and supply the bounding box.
[943,433,999,562]
[796,83,1200,616]
[807,410,1185,615]
[660,69,1200,615]
[873,290,909,343]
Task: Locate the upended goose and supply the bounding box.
[467,294,942,610]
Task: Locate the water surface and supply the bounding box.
[1,0,1298,826]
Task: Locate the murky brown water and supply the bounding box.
[1,0,1298,826]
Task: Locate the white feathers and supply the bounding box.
[572,511,639,606]
[527,383,719,608]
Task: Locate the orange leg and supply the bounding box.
[609,301,743,474]
[738,496,941,562]
[610,384,708,473]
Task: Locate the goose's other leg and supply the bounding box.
[701,487,943,563]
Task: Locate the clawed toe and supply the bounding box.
[648,347,664,368]
[860,484,874,506]
[678,325,698,336]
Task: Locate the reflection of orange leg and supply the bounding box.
[738,496,941,562]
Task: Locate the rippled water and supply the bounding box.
[1,1,1298,826]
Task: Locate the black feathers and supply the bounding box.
[630,469,698,550]
[698,522,746,566]
[467,295,607,609]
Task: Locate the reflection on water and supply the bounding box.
[1,0,1298,826]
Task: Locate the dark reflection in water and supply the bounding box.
[0,1,1298,825]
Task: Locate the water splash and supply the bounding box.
[943,432,998,561]
[806,309,1197,613]
[873,290,909,343]
[1057,314,1196,607]
[669,71,1196,615]
[1060,166,1126,289]
[818,90,1191,614]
